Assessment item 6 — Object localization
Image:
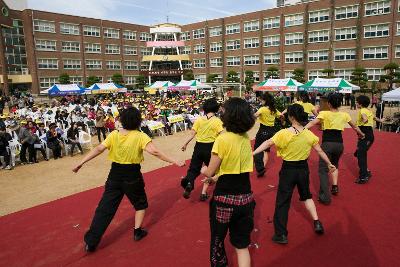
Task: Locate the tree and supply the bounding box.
[136,74,147,89]
[292,68,305,83]
[265,66,279,79]
[206,74,218,83]
[244,70,255,90]
[112,73,124,85]
[351,67,368,92]
[59,73,70,84]
[226,70,240,83]
[86,76,100,88]
[322,68,335,78]
[183,70,194,80]
[379,62,400,90]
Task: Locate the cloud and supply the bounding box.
[170,0,235,16]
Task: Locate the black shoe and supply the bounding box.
[355,177,368,184]
[353,150,358,158]
[199,193,209,202]
[367,170,372,180]
[318,198,331,205]
[272,234,288,244]
[133,228,148,241]
[331,185,339,196]
[257,169,266,178]
[183,182,193,199]
[84,243,96,252]
[314,220,324,235]
[180,177,189,189]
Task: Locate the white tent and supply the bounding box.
[382,88,400,102]
[168,80,211,91]
[87,83,127,94]
[40,84,87,95]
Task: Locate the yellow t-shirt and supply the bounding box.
[272,128,319,161]
[212,132,253,176]
[193,116,224,143]
[102,130,152,164]
[296,101,315,115]
[317,111,351,131]
[357,108,373,127]
[257,107,281,127]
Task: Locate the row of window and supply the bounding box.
[37,59,140,70]
[39,75,138,88]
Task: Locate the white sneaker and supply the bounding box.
[4,165,12,170]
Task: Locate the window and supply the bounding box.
[61,41,80,52]
[140,62,150,70]
[309,10,330,23]
[86,60,102,70]
[83,25,100,37]
[263,35,280,47]
[33,20,55,33]
[366,68,384,81]
[63,59,81,69]
[124,45,137,55]
[194,59,206,68]
[105,44,120,54]
[124,60,138,70]
[209,26,222,37]
[335,5,358,20]
[106,60,121,70]
[226,40,240,50]
[334,69,353,81]
[193,29,205,39]
[182,61,192,69]
[244,38,259,49]
[180,31,190,41]
[264,71,279,80]
[308,30,330,43]
[285,32,303,45]
[226,23,240,35]
[37,59,58,69]
[123,30,136,40]
[210,42,222,52]
[69,76,82,85]
[335,27,357,40]
[285,71,294,78]
[35,39,56,51]
[138,32,150,41]
[194,74,207,83]
[263,16,280,29]
[396,45,400,58]
[365,1,390,16]
[125,76,136,85]
[85,43,101,53]
[244,20,260,32]
[308,70,324,80]
[285,14,303,27]
[141,47,152,55]
[194,44,206,54]
[244,55,260,65]
[226,56,241,66]
[60,23,79,35]
[397,22,400,35]
[210,58,222,67]
[363,46,388,59]
[264,53,280,64]
[104,28,119,39]
[285,52,303,63]
[39,77,57,88]
[364,24,390,38]
[253,72,260,82]
[308,50,329,62]
[181,46,191,54]
[334,49,356,61]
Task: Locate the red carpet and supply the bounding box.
[0,130,399,267]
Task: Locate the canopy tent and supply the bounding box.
[254,78,302,92]
[145,81,175,94]
[299,78,360,93]
[87,83,127,94]
[382,88,400,102]
[168,80,211,91]
[40,84,87,96]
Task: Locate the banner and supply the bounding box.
[168,115,184,123]
[147,121,165,130]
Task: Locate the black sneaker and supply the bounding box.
[367,170,372,180]
[180,177,189,189]
[133,228,148,241]
[84,243,96,252]
[314,220,324,235]
[199,193,209,202]
[318,198,331,205]
[183,182,193,199]
[331,185,339,196]
[355,177,368,184]
[257,169,266,178]
[272,234,288,244]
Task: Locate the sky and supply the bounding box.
[25,0,276,25]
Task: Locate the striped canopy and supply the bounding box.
[40,84,87,96]
[299,78,360,93]
[87,83,127,94]
[254,78,302,92]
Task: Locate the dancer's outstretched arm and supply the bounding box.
[253,139,274,155]
[145,142,185,167]
[72,144,107,173]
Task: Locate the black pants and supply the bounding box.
[84,163,148,248]
[0,149,10,166]
[355,127,374,178]
[20,143,35,163]
[253,125,275,173]
[209,196,255,267]
[96,127,106,143]
[274,161,312,236]
[34,146,47,161]
[318,142,344,203]
[70,142,83,155]
[181,142,213,188]
[49,142,62,159]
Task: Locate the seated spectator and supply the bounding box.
[0,125,12,170]
[67,122,83,157]
[46,123,63,159]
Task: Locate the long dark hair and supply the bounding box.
[287,104,308,125]
[299,92,310,103]
[262,93,277,114]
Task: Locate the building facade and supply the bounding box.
[0,0,400,95]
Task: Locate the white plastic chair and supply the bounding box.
[79,131,92,149]
[8,140,21,167]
